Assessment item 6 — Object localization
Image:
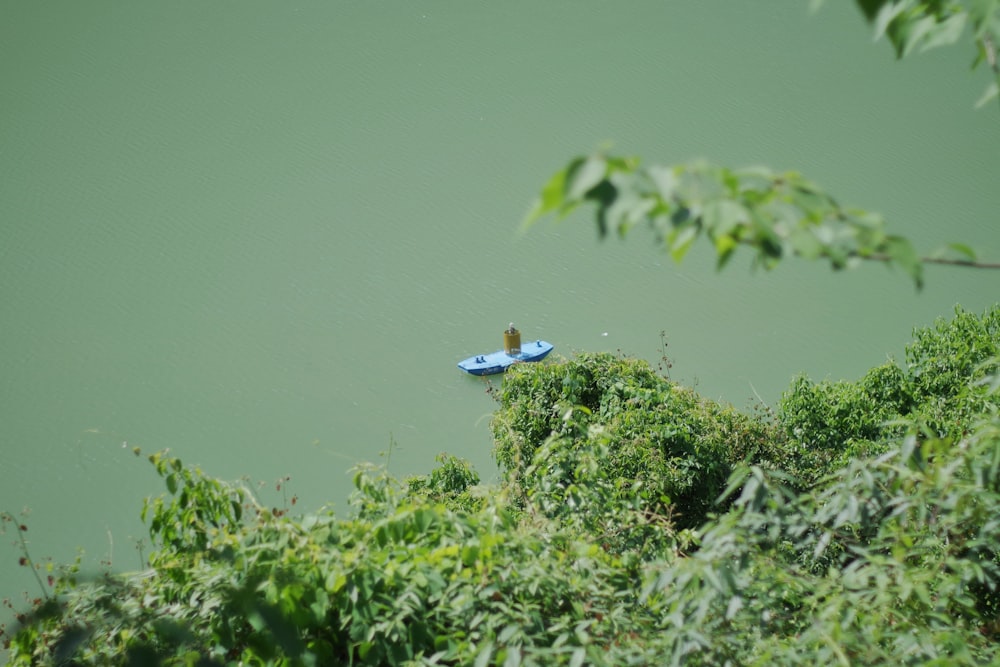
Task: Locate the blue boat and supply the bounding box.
[458,324,554,376]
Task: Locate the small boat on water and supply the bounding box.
[457,324,554,376]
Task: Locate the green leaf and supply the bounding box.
[498,624,520,643]
[503,646,522,667]
[946,242,978,261]
[919,12,966,52]
[587,180,620,239]
[725,595,744,620]
[610,196,655,237]
[474,643,494,667]
[567,156,607,201]
[975,80,999,108]
[647,165,678,202]
[789,228,825,260]
[702,200,749,237]
[885,235,923,288]
[713,233,738,270]
[541,171,568,207]
[855,0,887,22]
[522,164,572,228]
[668,224,699,263]
[873,0,910,43]
[901,16,938,56]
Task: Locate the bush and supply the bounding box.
[6,456,659,666]
[8,307,1000,665]
[905,304,1000,438]
[778,304,1000,487]
[778,362,910,485]
[405,453,484,513]
[492,353,780,531]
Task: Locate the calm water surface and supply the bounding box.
[1,1,997,620]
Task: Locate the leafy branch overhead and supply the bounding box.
[524,2,999,289]
[850,0,1000,110]
[524,154,998,289]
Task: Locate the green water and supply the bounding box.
[1,1,997,624]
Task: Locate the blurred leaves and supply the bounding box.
[525,155,931,288]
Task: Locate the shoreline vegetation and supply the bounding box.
[7,3,999,662]
[4,304,999,665]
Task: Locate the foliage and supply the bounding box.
[5,307,1000,665]
[849,0,1000,109]
[778,362,910,485]
[778,304,1000,487]
[523,3,999,286]
[405,453,485,513]
[905,303,1000,434]
[6,5,1000,660]
[6,456,660,666]
[491,352,781,532]
[635,416,1000,665]
[522,150,1000,289]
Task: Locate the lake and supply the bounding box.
[1,1,997,630]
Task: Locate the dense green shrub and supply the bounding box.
[13,412,1000,665]
[405,453,485,513]
[492,353,780,530]
[632,412,1000,665]
[777,362,910,485]
[6,456,661,666]
[905,304,1000,437]
[7,306,1000,665]
[778,304,999,487]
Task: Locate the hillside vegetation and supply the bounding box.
[4,305,1000,665]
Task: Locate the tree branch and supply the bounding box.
[881,255,1000,270]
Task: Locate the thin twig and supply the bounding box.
[3,512,51,600]
[865,254,1000,270]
